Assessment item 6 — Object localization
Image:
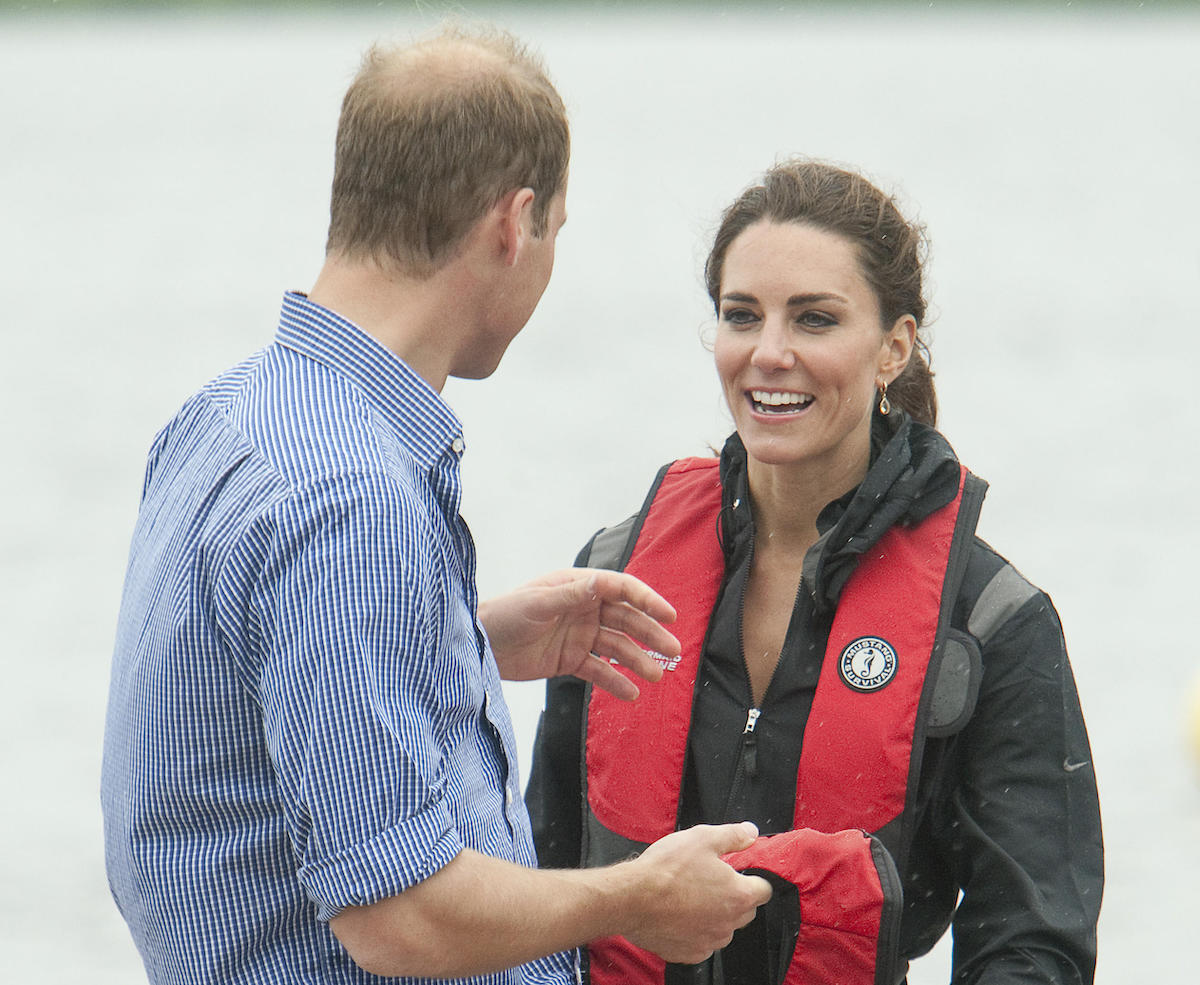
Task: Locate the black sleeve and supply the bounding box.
[944,582,1103,985]
[525,674,588,869]
[525,535,599,870]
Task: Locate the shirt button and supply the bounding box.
[451,437,465,454]
[506,786,514,806]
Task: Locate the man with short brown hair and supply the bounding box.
[325,24,569,276]
[102,23,770,985]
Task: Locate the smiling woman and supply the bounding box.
[712,221,915,500]
[704,161,938,432]
[525,159,1104,985]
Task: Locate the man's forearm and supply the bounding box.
[330,848,631,978]
[330,825,771,979]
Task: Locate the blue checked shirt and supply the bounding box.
[101,292,575,985]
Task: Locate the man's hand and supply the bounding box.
[478,569,679,700]
[620,822,774,964]
[330,823,773,979]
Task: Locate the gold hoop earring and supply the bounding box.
[878,380,891,416]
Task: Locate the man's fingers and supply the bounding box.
[629,822,773,964]
[698,821,761,855]
[737,872,774,909]
[702,823,773,907]
[591,628,664,684]
[579,569,677,625]
[598,601,681,661]
[574,655,641,702]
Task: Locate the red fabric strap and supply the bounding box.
[724,829,893,985]
[586,457,723,844]
[793,467,966,832]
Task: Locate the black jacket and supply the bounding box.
[527,415,1103,985]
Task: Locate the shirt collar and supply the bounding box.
[274,291,465,471]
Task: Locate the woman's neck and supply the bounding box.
[744,445,869,557]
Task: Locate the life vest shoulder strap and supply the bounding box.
[585,458,722,845]
[794,467,982,838]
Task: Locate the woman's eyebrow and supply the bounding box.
[786,292,848,305]
[720,291,850,305]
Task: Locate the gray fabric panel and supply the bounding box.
[967,563,1039,647]
[584,516,638,571]
[927,633,980,736]
[585,809,647,866]
[929,637,972,731]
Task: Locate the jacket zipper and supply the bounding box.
[721,706,761,823]
[726,518,809,825]
[722,534,762,822]
[741,707,761,780]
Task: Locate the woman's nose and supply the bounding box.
[751,319,796,371]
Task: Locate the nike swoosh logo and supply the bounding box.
[1063,758,1091,773]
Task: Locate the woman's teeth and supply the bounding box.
[750,390,813,414]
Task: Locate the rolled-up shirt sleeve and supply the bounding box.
[240,470,470,920]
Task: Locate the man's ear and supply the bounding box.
[498,187,536,267]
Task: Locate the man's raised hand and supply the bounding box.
[477,568,679,699]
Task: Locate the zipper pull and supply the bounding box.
[742,708,760,779]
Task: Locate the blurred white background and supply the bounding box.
[1,2,1196,981]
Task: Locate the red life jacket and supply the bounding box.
[581,456,983,985]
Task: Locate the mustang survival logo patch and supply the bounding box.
[838,636,898,692]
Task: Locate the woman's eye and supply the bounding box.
[721,308,758,327]
[798,311,836,329]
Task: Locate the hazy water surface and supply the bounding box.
[2,5,1197,982]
